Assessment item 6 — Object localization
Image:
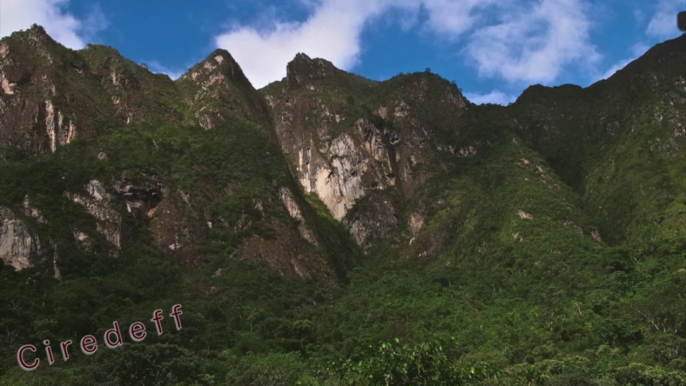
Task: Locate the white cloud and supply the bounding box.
[466,0,600,84]
[215,0,397,88]
[646,0,685,38]
[213,0,499,88]
[215,0,602,89]
[80,4,109,40]
[420,0,496,37]
[464,90,515,105]
[633,8,647,25]
[0,0,106,49]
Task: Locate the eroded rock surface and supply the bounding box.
[279,187,318,246]
[264,54,469,248]
[0,206,40,270]
[67,180,122,248]
[239,222,333,281]
[0,26,115,152]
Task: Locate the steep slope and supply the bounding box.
[0,25,357,282]
[80,44,187,125]
[177,49,272,130]
[506,35,686,244]
[0,25,192,153]
[0,25,116,152]
[253,37,686,385]
[261,53,606,263]
[262,54,470,248]
[262,36,686,255]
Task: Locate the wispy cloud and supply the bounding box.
[466,0,600,84]
[646,0,685,38]
[0,0,107,49]
[215,0,394,88]
[420,0,497,37]
[215,0,602,88]
[80,4,110,40]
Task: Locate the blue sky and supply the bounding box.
[1,0,684,104]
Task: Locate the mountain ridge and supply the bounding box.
[0,24,685,385]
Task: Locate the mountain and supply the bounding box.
[262,37,686,256]
[0,24,685,385]
[0,25,355,284]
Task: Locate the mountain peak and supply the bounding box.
[179,48,249,86]
[292,52,313,63]
[286,53,338,86]
[81,44,123,57]
[28,24,48,35]
[207,48,237,65]
[7,24,52,44]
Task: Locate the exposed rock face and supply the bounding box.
[23,195,45,223]
[0,26,191,153]
[239,222,332,281]
[52,251,60,279]
[179,52,231,130]
[177,49,271,131]
[293,122,395,221]
[517,210,534,220]
[286,53,338,86]
[279,187,318,246]
[112,171,201,255]
[0,27,271,153]
[73,230,92,250]
[0,26,354,282]
[268,96,404,248]
[149,193,201,255]
[44,99,76,152]
[264,54,469,248]
[0,24,683,284]
[116,171,163,217]
[0,207,40,270]
[0,97,77,153]
[0,25,115,152]
[67,180,122,248]
[67,176,196,256]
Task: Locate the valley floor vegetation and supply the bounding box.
[0,124,684,386]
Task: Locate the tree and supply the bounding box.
[329,339,493,386]
[96,344,203,386]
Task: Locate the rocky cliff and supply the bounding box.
[0,24,684,281]
[262,54,470,249]
[0,206,39,270]
[0,25,356,282]
[262,37,686,257]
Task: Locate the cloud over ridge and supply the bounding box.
[0,0,107,49]
[215,0,604,89]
